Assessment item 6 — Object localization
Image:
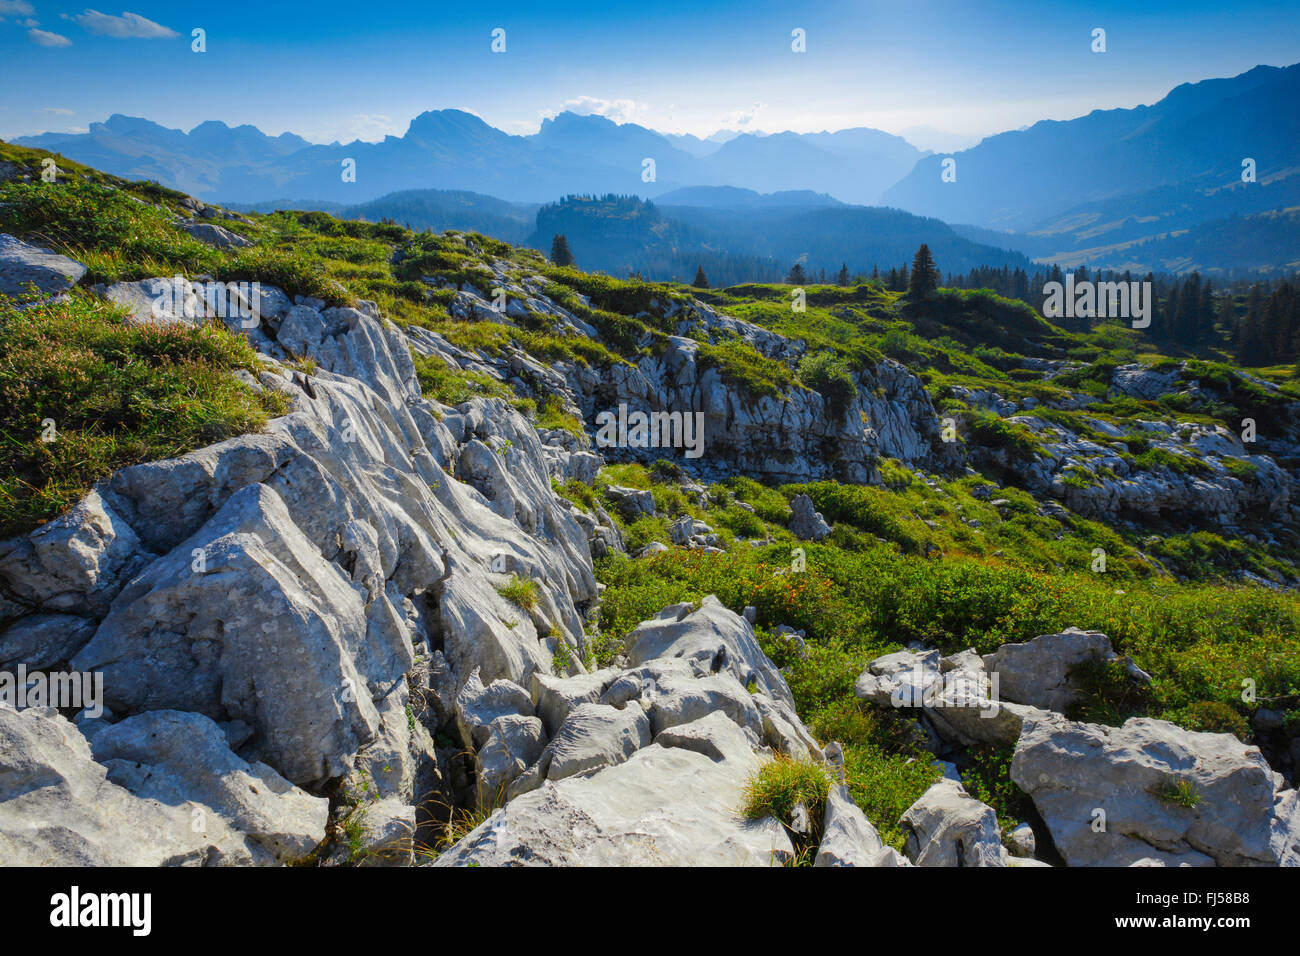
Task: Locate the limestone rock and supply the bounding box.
[89,710,328,863]
[983,627,1123,712]
[899,778,1007,867]
[543,702,651,781]
[815,784,910,867]
[789,494,832,541]
[0,233,85,299]
[1011,712,1291,866]
[0,707,289,866]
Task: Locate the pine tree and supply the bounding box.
[550,234,574,267]
[692,265,710,289]
[837,263,850,286]
[908,244,939,299]
[787,262,808,285]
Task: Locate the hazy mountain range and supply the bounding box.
[14,61,1300,277]
[884,63,1300,271]
[16,110,922,207]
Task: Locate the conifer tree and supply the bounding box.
[693,265,710,289]
[550,234,574,266]
[908,244,938,299]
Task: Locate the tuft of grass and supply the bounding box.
[742,756,832,865]
[535,394,585,437]
[495,574,539,611]
[438,803,494,851]
[1151,776,1201,809]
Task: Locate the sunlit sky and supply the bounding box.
[2,0,1298,144]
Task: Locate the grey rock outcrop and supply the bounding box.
[899,777,1008,867]
[789,494,832,541]
[0,707,324,866]
[435,600,818,865]
[983,627,1146,712]
[0,233,86,299]
[815,783,910,867]
[1011,712,1297,867]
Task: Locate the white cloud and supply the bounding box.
[719,101,767,130]
[297,113,401,144]
[545,96,649,125]
[29,28,72,47]
[41,107,75,115]
[0,1,36,16]
[71,9,178,38]
[345,113,396,141]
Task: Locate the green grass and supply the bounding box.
[495,574,539,611]
[535,394,584,437]
[1151,777,1201,809]
[742,756,832,864]
[413,354,516,407]
[0,291,288,537]
[796,350,856,417]
[1,178,221,283]
[695,337,796,400]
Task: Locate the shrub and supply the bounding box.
[797,351,857,418]
[1170,700,1251,741]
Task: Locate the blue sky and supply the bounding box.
[2,0,1298,144]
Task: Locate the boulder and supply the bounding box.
[0,707,298,866]
[181,221,253,250]
[530,668,621,737]
[0,614,97,671]
[71,484,406,788]
[983,627,1131,712]
[855,648,941,708]
[789,494,832,541]
[475,714,546,805]
[89,710,328,863]
[623,596,797,712]
[0,489,144,621]
[434,726,790,866]
[653,710,753,763]
[354,797,416,867]
[899,778,1007,867]
[454,669,534,751]
[1011,712,1292,866]
[0,233,85,299]
[1007,822,1037,859]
